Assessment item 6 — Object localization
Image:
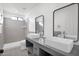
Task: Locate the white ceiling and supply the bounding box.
[0,3,39,17]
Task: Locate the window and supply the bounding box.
[11,17,17,20]
[0,15,3,24]
[0,17,3,24]
[18,17,23,21]
[0,25,2,33]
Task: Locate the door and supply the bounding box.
[3,17,25,43]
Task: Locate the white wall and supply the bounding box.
[25,3,69,39]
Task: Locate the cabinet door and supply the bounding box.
[33,43,39,56]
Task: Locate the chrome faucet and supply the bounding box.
[39,32,46,44]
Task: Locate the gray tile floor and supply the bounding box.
[1,46,28,56]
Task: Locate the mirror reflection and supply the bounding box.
[35,15,44,36]
[53,4,78,41]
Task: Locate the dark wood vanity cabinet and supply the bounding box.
[33,43,39,56]
[26,39,33,56]
[26,38,64,56]
[39,48,52,56]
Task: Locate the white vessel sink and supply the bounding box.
[27,33,40,39]
[45,37,74,53]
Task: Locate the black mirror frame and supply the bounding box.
[35,15,44,35]
[53,3,79,42]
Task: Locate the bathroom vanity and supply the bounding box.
[26,37,79,56]
[26,3,79,56]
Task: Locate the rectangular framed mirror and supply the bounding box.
[53,3,79,41]
[35,15,44,36]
